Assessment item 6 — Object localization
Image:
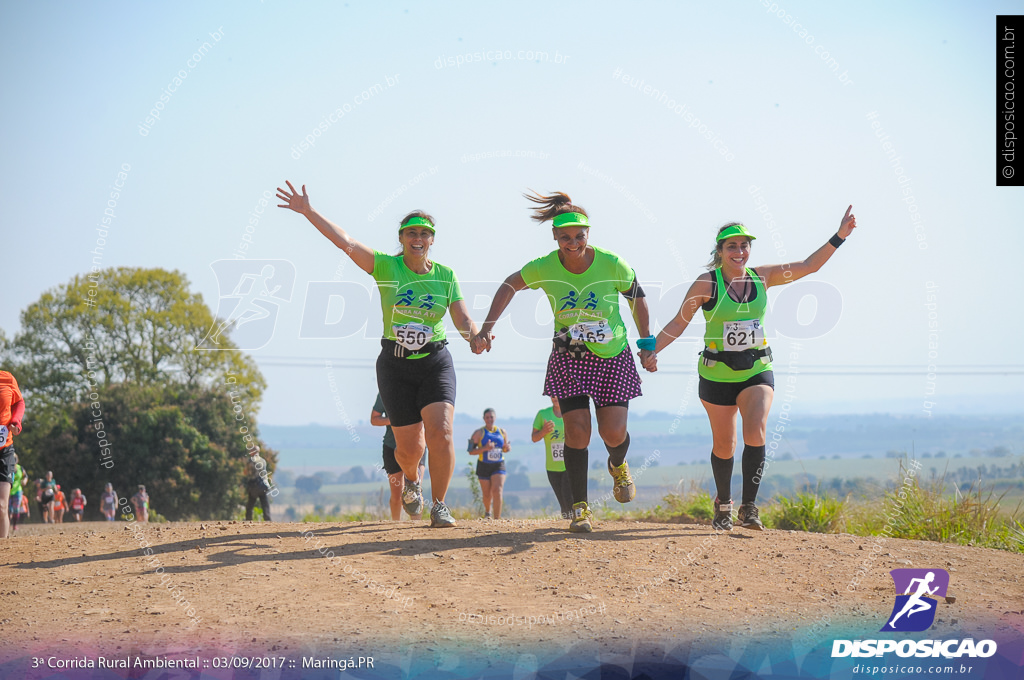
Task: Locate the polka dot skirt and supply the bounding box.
[543,346,643,406]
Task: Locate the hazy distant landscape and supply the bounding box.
[261,413,1024,519]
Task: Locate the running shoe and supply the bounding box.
[402,478,423,517]
[430,501,457,528]
[568,502,594,533]
[712,497,733,531]
[607,458,637,503]
[737,502,764,531]
[484,512,491,520]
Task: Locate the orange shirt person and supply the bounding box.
[0,370,26,539]
[52,485,67,523]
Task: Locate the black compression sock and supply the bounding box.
[606,432,630,468]
[742,444,767,505]
[563,445,589,505]
[710,452,734,503]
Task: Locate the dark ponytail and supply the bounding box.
[523,190,588,223]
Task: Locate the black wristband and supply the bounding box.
[829,233,845,248]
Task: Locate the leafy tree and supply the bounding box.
[2,267,273,519]
[28,382,277,520]
[4,267,263,414]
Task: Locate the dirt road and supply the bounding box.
[1,519,1022,675]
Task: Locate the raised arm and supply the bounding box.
[276,181,376,275]
[757,205,858,287]
[470,271,528,354]
[448,300,480,344]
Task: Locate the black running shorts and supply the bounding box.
[382,445,427,476]
[698,370,775,407]
[376,347,457,427]
[0,445,14,484]
[476,460,506,480]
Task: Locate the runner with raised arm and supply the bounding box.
[643,207,858,530]
[278,181,479,527]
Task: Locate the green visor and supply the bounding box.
[716,224,756,242]
[400,216,435,233]
[552,212,590,228]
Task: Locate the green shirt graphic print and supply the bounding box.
[372,251,464,351]
[520,246,635,359]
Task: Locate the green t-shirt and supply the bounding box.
[372,251,464,354]
[519,246,635,359]
[532,407,565,472]
[372,392,397,449]
[11,464,24,494]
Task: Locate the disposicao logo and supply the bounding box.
[831,568,997,659]
[882,568,948,632]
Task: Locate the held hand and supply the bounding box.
[838,204,857,239]
[638,349,658,372]
[276,180,311,216]
[541,420,555,436]
[470,331,493,354]
[8,421,22,436]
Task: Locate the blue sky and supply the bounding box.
[1,1,1020,425]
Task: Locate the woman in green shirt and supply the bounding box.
[278,181,480,528]
[645,207,858,531]
[531,397,572,519]
[471,191,656,533]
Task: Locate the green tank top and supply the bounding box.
[699,267,772,383]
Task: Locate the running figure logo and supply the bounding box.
[397,289,417,306]
[881,568,950,632]
[583,292,598,310]
[198,260,296,351]
[418,294,436,309]
[558,290,579,310]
